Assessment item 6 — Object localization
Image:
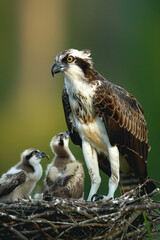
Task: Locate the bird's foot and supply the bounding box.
[91,193,113,202]
[43,191,52,201]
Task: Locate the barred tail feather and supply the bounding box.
[119,172,140,194]
[120,172,157,195]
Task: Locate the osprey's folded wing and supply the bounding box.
[0,171,26,197]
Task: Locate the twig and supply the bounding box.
[1,222,28,240]
[0,184,160,239]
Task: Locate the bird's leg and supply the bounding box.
[91,145,120,202]
[106,145,120,199]
[82,141,101,201]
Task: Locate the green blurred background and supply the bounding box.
[0,0,160,199]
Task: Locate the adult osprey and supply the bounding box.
[51,49,155,201]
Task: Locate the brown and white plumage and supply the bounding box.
[43,131,84,200]
[0,149,48,201]
[51,49,156,200]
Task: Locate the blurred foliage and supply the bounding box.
[67,0,160,198]
[0,1,19,107]
[0,0,160,200]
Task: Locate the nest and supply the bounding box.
[0,185,160,240]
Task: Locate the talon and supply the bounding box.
[91,193,104,202]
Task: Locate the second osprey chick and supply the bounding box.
[43,131,84,200]
[0,149,48,201]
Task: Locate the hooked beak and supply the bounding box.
[51,63,67,77]
[64,131,70,139]
[36,152,50,160]
[59,131,70,146]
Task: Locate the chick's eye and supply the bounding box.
[32,150,38,156]
[67,56,74,63]
[60,134,64,140]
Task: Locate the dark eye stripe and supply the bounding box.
[75,57,89,74]
[57,134,64,146]
[59,138,64,146]
[62,55,69,63]
[26,150,38,160]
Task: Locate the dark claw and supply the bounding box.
[91,193,104,202]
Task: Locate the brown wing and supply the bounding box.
[62,87,82,147]
[0,171,26,197]
[93,80,149,183]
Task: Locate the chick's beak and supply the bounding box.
[37,152,50,160]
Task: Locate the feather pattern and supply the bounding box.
[43,132,84,200]
[62,78,150,189]
[52,48,156,197]
[93,80,149,182]
[0,171,26,197]
[62,87,82,147]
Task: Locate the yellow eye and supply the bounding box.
[67,56,74,63]
[32,151,37,156]
[60,134,64,140]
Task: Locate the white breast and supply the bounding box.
[28,164,42,181]
[65,77,111,156]
[12,165,42,200]
[76,116,110,156]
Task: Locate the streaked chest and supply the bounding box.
[65,77,96,124]
[65,78,110,154]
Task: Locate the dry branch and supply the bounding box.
[0,184,160,240]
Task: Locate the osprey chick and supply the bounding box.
[51,49,156,201]
[43,131,84,200]
[0,149,49,201]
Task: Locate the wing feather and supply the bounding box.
[93,80,149,181]
[0,171,26,197]
[62,87,82,147]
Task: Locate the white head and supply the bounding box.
[51,49,96,82]
[21,148,49,167]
